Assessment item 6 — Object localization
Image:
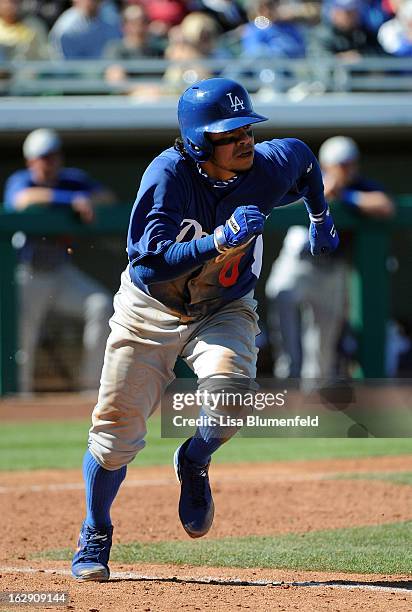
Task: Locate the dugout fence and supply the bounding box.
[1,198,412,395]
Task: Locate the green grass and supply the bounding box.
[0,420,89,471]
[1,415,411,471]
[330,472,412,486]
[42,521,412,575]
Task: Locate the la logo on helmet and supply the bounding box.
[226,92,245,112]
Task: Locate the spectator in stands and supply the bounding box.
[241,0,307,58]
[21,0,120,31]
[163,12,226,92]
[265,136,395,381]
[105,4,164,60]
[194,0,247,33]
[0,0,49,59]
[4,129,116,394]
[276,0,321,26]
[104,4,164,89]
[378,0,412,56]
[49,0,121,59]
[127,0,188,39]
[21,1,71,31]
[309,0,385,60]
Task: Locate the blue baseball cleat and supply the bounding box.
[72,522,113,581]
[174,438,215,538]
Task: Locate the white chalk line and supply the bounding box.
[0,479,172,494]
[0,566,410,594]
[0,471,373,494]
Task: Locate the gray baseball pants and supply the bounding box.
[89,268,259,470]
[16,262,112,393]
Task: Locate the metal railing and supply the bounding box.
[0,57,411,97]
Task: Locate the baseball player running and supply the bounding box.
[72,77,339,581]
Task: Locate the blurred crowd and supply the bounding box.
[1,0,411,71]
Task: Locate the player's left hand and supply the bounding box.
[309,207,339,255]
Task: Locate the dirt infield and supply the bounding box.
[0,395,411,611]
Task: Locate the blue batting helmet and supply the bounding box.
[178,78,268,162]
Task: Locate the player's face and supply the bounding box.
[325,160,358,186]
[28,152,63,185]
[203,125,255,180]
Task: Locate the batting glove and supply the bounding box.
[309,207,339,255]
[214,205,265,253]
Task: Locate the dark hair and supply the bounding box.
[174,137,190,159]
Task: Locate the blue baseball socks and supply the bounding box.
[185,407,240,465]
[82,449,127,529]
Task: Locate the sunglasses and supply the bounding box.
[209,127,254,147]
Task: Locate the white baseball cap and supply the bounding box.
[23,128,62,160]
[318,136,359,166]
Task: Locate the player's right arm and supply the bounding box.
[130,206,264,285]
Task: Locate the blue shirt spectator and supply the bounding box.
[49,0,121,59]
[242,20,306,58]
[241,0,306,58]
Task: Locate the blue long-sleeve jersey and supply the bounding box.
[4,167,101,268]
[127,138,326,321]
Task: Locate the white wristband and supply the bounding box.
[213,226,229,253]
[309,207,328,224]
